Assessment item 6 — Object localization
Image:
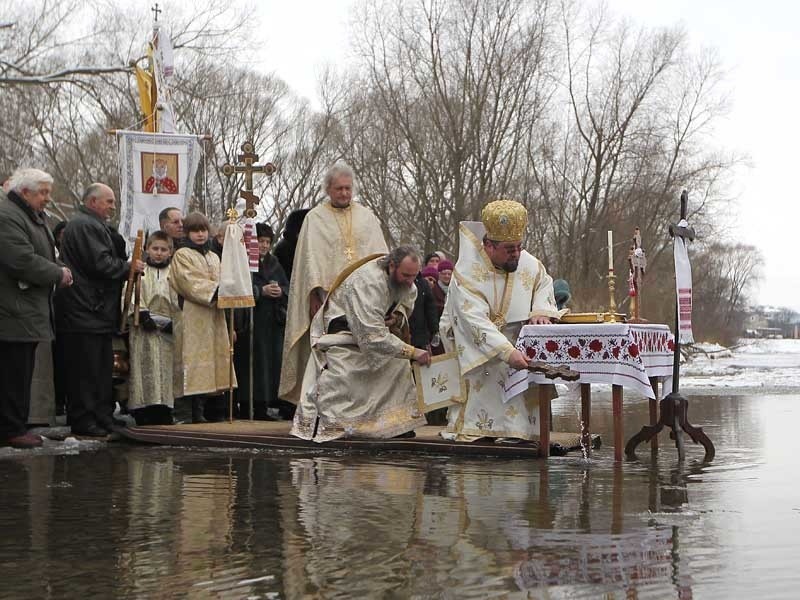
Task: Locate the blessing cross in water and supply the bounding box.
[221,141,277,218]
[151,3,162,21]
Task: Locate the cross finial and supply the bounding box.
[151,3,162,21]
[220,141,277,218]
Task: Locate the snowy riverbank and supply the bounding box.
[681,338,800,392]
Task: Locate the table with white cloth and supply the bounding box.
[504,323,674,460]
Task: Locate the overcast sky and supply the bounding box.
[253,0,799,312]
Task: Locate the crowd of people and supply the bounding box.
[1,160,571,450]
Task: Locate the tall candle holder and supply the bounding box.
[604,269,625,323]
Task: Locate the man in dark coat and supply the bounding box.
[0,168,71,448]
[253,223,290,418]
[55,183,144,436]
[409,271,439,351]
[273,208,310,282]
[233,223,290,420]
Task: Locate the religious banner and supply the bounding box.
[117,130,202,244]
[218,221,256,309]
[413,353,465,414]
[673,221,694,344]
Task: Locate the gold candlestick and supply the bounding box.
[604,270,625,323]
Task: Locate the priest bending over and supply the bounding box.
[441,200,567,443]
[291,246,430,442]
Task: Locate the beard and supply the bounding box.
[388,274,414,294]
[153,165,168,180]
[503,259,519,272]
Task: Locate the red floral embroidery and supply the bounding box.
[568,346,581,359]
[667,339,675,351]
[629,344,640,358]
[545,340,559,353]
[589,339,603,352]
[612,347,620,358]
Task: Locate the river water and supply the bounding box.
[2,342,800,599]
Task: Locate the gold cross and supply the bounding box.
[221,141,276,218]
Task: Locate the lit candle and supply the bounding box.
[607,230,613,271]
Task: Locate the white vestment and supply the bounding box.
[291,257,426,442]
[280,201,388,403]
[441,222,566,441]
[127,264,179,410]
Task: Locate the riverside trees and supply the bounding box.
[0,0,752,341]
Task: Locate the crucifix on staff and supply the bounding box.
[221,141,277,218]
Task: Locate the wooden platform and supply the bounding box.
[119,421,600,458]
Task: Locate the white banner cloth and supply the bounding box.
[218,222,255,309]
[673,222,694,344]
[504,323,674,401]
[117,131,202,245]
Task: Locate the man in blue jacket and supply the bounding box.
[0,169,72,448]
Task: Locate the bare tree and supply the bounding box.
[338,0,554,252]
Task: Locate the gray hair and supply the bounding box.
[81,182,106,204]
[322,160,356,191]
[378,245,422,270]
[8,168,53,194]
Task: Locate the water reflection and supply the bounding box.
[1,393,798,599]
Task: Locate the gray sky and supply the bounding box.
[255,0,800,312]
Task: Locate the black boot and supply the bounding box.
[191,398,208,424]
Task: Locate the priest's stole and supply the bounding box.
[412,353,465,413]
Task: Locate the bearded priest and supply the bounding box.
[440,200,568,443]
[291,247,430,442]
[279,162,388,406]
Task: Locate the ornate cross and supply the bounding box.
[628,227,647,321]
[151,3,162,21]
[221,141,276,218]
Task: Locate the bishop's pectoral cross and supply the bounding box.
[221,141,276,218]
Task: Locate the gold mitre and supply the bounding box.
[481,199,527,242]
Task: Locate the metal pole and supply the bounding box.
[249,307,254,420]
[228,310,235,423]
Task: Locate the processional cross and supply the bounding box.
[151,3,161,21]
[221,141,277,218]
[625,190,715,462]
[628,227,647,321]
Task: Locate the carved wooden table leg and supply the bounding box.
[539,384,551,459]
[581,383,591,456]
[612,384,623,461]
[649,377,659,455]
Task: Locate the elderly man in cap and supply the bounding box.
[440,200,567,443]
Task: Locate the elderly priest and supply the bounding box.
[440,200,567,443]
[291,247,430,442]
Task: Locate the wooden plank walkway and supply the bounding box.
[119,421,600,458]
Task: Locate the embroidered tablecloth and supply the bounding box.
[504,323,674,401]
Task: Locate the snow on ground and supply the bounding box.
[0,426,107,459]
[681,338,800,391]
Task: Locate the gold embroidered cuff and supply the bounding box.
[498,342,516,362]
[400,344,415,359]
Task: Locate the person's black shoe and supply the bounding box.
[112,416,127,427]
[393,430,416,439]
[72,425,109,437]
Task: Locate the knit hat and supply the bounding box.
[437,259,454,272]
[553,279,571,309]
[256,222,274,240]
[421,266,439,280]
